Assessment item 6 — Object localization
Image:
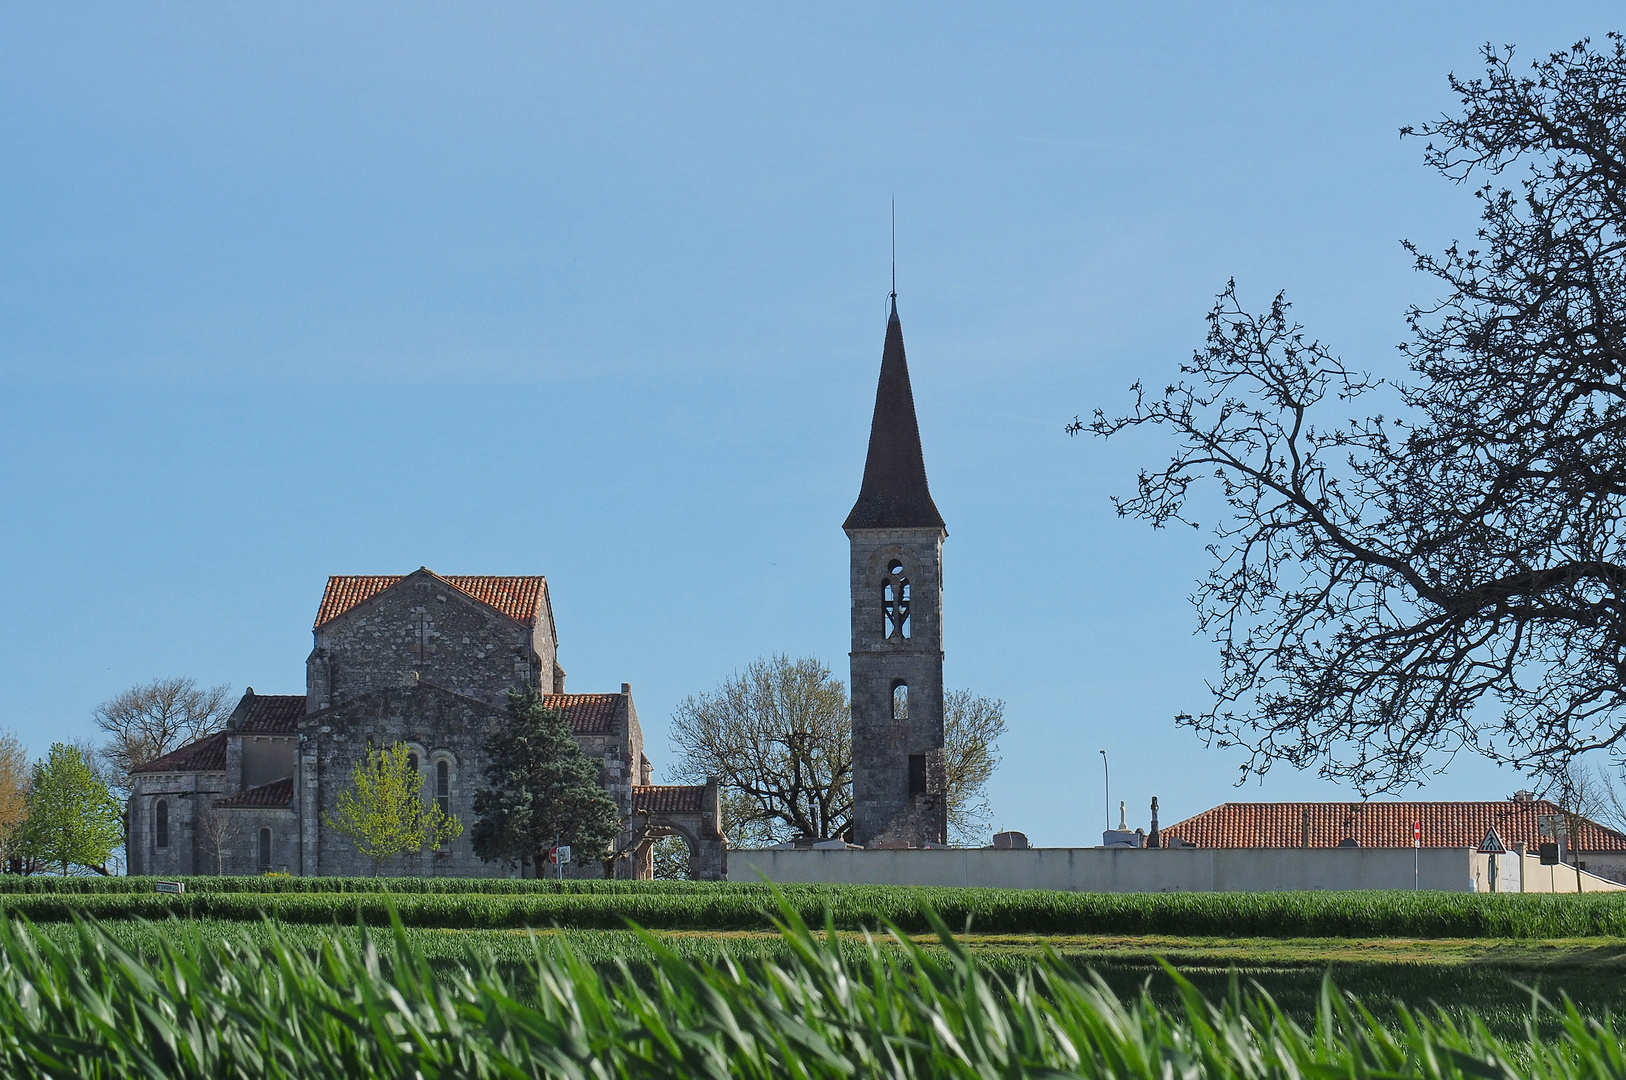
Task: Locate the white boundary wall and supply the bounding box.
[1514,851,1626,892]
[730,847,1488,892]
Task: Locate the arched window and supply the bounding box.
[155,800,169,849]
[882,560,911,640]
[258,828,272,871]
[407,753,419,775]
[892,682,909,721]
[436,760,450,818]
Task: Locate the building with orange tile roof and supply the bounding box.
[126,567,724,880]
[1161,797,1626,883]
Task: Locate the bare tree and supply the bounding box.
[1081,37,1626,793]
[195,798,242,875]
[671,657,1010,846]
[94,678,233,778]
[943,690,1007,846]
[670,655,853,843]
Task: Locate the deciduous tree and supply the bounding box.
[671,655,1008,846]
[95,677,232,779]
[1082,37,1626,792]
[472,690,622,873]
[325,742,462,876]
[0,733,30,873]
[195,799,242,876]
[670,655,852,844]
[17,744,122,875]
[943,691,1007,845]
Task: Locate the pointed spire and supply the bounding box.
[844,297,945,531]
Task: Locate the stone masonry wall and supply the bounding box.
[309,571,554,712]
[847,527,948,848]
[299,683,645,878]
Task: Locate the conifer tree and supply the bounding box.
[472,689,622,873]
[18,743,122,875]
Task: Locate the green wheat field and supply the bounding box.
[5,879,1626,1077]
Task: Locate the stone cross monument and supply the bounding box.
[845,295,948,848]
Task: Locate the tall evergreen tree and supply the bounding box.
[472,689,622,873]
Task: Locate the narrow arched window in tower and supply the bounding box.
[892,682,909,720]
[882,560,911,640]
[155,800,169,849]
[407,753,419,776]
[436,760,450,818]
[258,828,272,872]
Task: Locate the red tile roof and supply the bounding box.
[130,732,227,775]
[544,693,621,735]
[214,778,294,809]
[235,694,304,733]
[1162,800,1626,853]
[315,572,547,628]
[635,785,707,813]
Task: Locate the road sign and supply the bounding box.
[548,845,572,864]
[155,880,184,895]
[1477,827,1507,855]
[1539,842,1561,865]
[1413,821,1421,847]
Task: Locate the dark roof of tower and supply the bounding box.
[843,297,945,531]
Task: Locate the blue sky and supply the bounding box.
[2,4,1617,845]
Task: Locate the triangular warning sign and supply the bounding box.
[1478,827,1507,855]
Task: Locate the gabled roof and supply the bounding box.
[228,690,304,733]
[315,570,549,629]
[844,297,945,531]
[130,732,227,775]
[1162,800,1626,853]
[214,777,294,809]
[635,785,707,813]
[544,693,622,735]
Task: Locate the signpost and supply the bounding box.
[1477,827,1507,893]
[155,880,184,895]
[548,843,572,881]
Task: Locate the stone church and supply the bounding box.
[126,569,726,878]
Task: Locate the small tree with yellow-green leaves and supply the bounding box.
[324,742,462,876]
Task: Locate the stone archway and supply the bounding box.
[626,778,727,881]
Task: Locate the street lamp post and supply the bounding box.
[1099,750,1110,833]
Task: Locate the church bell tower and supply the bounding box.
[845,295,947,848]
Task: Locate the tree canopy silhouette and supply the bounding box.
[1082,37,1626,793]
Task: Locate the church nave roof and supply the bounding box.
[316,571,550,629]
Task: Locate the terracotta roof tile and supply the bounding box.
[129,732,227,775]
[214,778,294,809]
[236,694,304,733]
[544,693,621,735]
[635,785,707,813]
[315,572,547,628]
[1162,800,1626,853]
